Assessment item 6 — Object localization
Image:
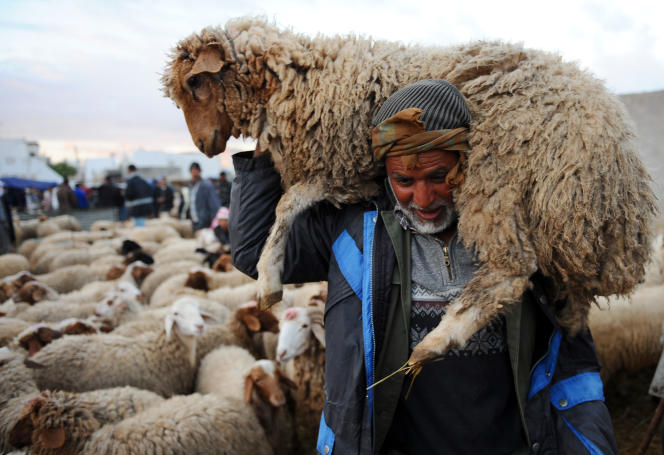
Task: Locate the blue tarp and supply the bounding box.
[0,177,58,191]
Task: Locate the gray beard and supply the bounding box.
[394,199,457,234]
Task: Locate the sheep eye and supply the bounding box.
[173,312,180,316]
[300,323,309,329]
[187,75,202,90]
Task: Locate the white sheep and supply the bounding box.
[0,254,30,280]
[30,297,209,396]
[276,302,326,449]
[196,345,298,453]
[590,284,664,383]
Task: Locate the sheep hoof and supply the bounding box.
[407,345,439,368]
[258,290,283,310]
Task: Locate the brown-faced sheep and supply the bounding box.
[162,18,655,367]
[10,391,273,455]
[196,345,297,454]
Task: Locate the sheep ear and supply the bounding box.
[257,310,280,333]
[165,314,175,340]
[312,323,326,348]
[8,413,34,448]
[241,314,261,332]
[200,311,218,323]
[37,427,66,449]
[243,376,255,404]
[188,47,225,77]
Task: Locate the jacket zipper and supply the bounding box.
[442,231,456,281]
[529,331,556,379]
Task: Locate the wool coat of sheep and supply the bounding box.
[163,18,656,364]
[30,326,198,397]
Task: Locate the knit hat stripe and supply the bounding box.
[372,79,471,131]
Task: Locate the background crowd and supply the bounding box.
[0,163,233,254]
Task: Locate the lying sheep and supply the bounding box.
[589,284,664,383]
[0,254,30,280]
[30,298,209,396]
[276,302,326,449]
[196,345,297,454]
[11,391,273,455]
[163,18,655,364]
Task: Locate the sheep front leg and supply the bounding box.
[408,268,533,369]
[256,182,326,309]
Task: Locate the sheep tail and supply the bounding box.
[257,181,327,309]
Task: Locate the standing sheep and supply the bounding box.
[196,345,297,454]
[276,302,326,450]
[162,18,655,365]
[29,298,209,396]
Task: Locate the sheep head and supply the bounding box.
[18,325,63,356]
[276,303,325,362]
[185,269,209,291]
[9,391,101,451]
[164,297,208,340]
[244,359,296,407]
[13,281,58,305]
[163,42,235,157]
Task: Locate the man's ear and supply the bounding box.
[187,47,225,79]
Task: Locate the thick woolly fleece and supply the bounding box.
[163,18,656,359]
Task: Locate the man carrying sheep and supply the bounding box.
[230,79,617,455]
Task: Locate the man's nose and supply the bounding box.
[413,182,435,208]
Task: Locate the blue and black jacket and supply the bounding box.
[229,152,618,455]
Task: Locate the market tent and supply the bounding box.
[0,177,58,191]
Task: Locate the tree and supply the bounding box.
[48,161,77,178]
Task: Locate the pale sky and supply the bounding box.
[1,0,662,162]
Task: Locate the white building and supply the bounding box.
[0,138,62,183]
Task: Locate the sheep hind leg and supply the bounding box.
[256,182,326,309]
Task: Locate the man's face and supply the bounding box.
[386,150,459,234]
[190,167,201,180]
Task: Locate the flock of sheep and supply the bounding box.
[0,214,327,454]
[0,211,663,453]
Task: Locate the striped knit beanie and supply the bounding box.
[372,79,471,130]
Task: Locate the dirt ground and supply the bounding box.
[607,366,662,454]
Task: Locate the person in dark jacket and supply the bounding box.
[124,165,153,227]
[154,177,175,216]
[229,80,617,455]
[97,176,123,208]
[189,162,221,231]
[0,181,15,253]
[217,171,232,207]
[56,177,78,213]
